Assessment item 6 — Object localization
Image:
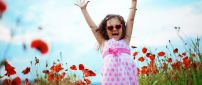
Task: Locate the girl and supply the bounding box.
[75,0,138,85]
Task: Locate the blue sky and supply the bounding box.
[0,0,202,83]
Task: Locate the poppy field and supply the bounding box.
[1,0,202,85]
[132,36,202,85]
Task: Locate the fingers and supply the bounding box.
[87,0,90,4]
[74,3,79,6]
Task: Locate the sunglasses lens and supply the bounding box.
[107,26,113,31]
[115,25,121,29]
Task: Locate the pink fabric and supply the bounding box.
[101,39,139,85]
[103,48,131,58]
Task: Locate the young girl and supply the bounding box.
[75,0,138,85]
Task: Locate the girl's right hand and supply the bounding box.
[75,0,90,9]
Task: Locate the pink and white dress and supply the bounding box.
[101,38,138,85]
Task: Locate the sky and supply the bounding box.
[0,0,202,83]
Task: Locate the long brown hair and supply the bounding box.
[96,14,127,49]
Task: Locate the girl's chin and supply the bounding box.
[110,36,120,40]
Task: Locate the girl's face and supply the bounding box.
[106,18,123,40]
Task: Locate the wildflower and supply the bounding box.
[70,65,77,70]
[79,64,84,70]
[148,54,155,61]
[182,56,191,69]
[59,72,66,79]
[178,54,183,57]
[75,80,85,85]
[138,57,145,62]
[11,76,21,85]
[83,69,96,77]
[50,63,63,72]
[2,79,11,85]
[173,48,178,53]
[146,53,151,57]
[31,39,48,54]
[171,61,182,70]
[132,52,138,59]
[182,52,186,56]
[47,72,54,82]
[0,0,6,16]
[22,67,30,75]
[141,66,150,74]
[24,78,31,85]
[191,53,196,58]
[158,51,165,57]
[167,58,172,63]
[84,77,91,84]
[142,47,147,54]
[4,61,16,76]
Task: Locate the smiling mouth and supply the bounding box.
[112,33,119,36]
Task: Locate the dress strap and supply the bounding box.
[102,48,131,58]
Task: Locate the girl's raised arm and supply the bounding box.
[125,0,137,44]
[75,0,104,45]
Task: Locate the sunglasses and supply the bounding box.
[106,24,122,31]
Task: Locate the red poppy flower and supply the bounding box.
[178,54,183,57]
[59,72,66,79]
[4,61,16,76]
[84,77,91,84]
[47,72,54,82]
[132,52,138,59]
[0,1,6,14]
[31,39,48,54]
[79,64,84,70]
[75,80,85,85]
[87,70,96,76]
[12,76,21,85]
[146,53,151,57]
[138,57,145,62]
[173,48,178,53]
[182,52,186,56]
[158,51,165,56]
[2,79,11,85]
[182,56,191,69]
[50,63,63,72]
[171,61,182,70]
[148,54,155,61]
[167,58,172,63]
[141,66,150,74]
[142,47,147,54]
[22,67,30,75]
[191,53,196,57]
[83,69,96,77]
[70,65,77,70]
[24,78,31,85]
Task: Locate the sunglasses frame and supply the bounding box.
[106,24,122,31]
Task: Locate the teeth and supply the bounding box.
[112,33,119,36]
